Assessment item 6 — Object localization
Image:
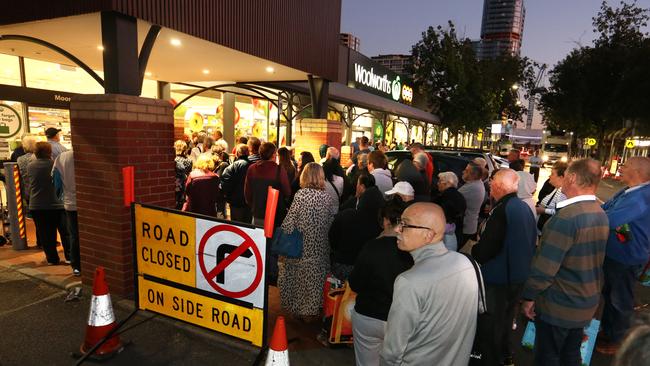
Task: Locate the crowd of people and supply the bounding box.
[172,131,650,366]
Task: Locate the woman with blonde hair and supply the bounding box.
[278,162,337,320]
[182,154,220,216]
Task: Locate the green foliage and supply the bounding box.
[541,0,650,137]
[408,21,536,135]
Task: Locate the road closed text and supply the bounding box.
[138,277,264,346]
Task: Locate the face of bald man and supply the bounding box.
[620,157,650,186]
[395,203,445,252]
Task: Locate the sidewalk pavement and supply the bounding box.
[0,218,354,365]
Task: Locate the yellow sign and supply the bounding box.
[136,206,196,286]
[625,139,636,149]
[133,204,267,347]
[587,138,597,146]
[138,277,264,346]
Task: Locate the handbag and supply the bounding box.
[271,227,304,258]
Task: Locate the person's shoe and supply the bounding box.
[595,340,620,355]
[72,268,81,276]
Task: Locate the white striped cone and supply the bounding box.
[80,267,123,357]
[265,349,290,366]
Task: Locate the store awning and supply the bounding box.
[269,81,440,125]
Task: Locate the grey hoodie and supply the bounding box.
[371,168,393,197]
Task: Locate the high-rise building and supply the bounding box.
[477,0,525,60]
[370,54,412,76]
[340,33,361,52]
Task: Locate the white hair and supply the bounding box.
[497,168,520,192]
[413,152,428,169]
[438,171,459,188]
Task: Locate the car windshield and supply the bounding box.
[544,144,568,153]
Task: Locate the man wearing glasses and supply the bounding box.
[381,203,479,366]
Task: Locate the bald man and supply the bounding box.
[471,169,537,366]
[381,203,478,366]
[597,156,650,354]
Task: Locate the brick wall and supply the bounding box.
[70,94,175,297]
[292,118,342,161]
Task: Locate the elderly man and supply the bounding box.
[597,156,650,354]
[458,162,486,250]
[409,143,433,186]
[385,181,415,203]
[45,127,68,161]
[368,150,393,197]
[471,169,537,366]
[522,159,609,365]
[381,203,478,366]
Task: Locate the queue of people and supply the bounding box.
[172,132,650,366]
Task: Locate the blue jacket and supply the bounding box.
[472,193,538,284]
[602,183,650,265]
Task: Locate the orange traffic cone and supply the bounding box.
[265,316,289,366]
[80,267,123,359]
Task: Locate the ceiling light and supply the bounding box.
[97,45,104,51]
[145,71,152,77]
[170,38,182,47]
[265,66,275,73]
[202,69,210,75]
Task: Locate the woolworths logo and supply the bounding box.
[354,63,401,101]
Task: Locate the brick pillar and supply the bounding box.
[70,94,175,297]
[292,119,342,161]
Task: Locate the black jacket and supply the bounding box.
[349,236,413,321]
[433,187,466,240]
[220,157,250,207]
[395,159,428,200]
[329,185,385,265]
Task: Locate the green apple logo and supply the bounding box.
[391,76,401,101]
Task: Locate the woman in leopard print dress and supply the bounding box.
[279,162,337,317]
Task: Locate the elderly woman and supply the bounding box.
[17,135,38,205]
[174,140,193,209]
[536,161,568,231]
[349,198,413,365]
[182,154,221,216]
[278,162,337,321]
[28,142,70,264]
[433,171,467,251]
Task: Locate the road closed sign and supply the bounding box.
[133,204,267,347]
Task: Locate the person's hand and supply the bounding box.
[535,206,546,214]
[522,300,536,320]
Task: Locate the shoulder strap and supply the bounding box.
[460,252,488,314]
[328,179,340,199]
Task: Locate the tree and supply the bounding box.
[409,21,537,143]
[540,0,650,152]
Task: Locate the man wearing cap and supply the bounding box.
[45,127,68,161]
[386,181,415,204]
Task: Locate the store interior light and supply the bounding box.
[202,69,210,75]
[97,45,104,51]
[265,66,275,73]
[170,38,182,47]
[145,71,152,77]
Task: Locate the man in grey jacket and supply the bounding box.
[381,203,479,366]
[458,162,486,250]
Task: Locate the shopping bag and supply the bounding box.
[270,227,303,258]
[321,276,356,344]
[521,319,600,366]
[638,260,650,287]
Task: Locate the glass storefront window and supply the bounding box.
[24,58,104,94]
[0,54,21,86]
[0,100,26,159]
[28,106,72,150]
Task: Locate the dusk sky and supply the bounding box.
[341,0,649,128]
[341,0,650,81]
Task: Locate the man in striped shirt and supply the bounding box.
[521,159,609,366]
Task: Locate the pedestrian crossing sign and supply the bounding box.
[625,139,636,149]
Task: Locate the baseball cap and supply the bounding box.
[45,127,62,138]
[385,181,415,197]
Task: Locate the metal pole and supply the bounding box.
[3,162,27,249]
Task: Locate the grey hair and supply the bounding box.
[413,152,428,169]
[22,135,38,153]
[438,171,459,188]
[358,153,369,169]
[496,168,520,192]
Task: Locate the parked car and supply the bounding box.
[492,155,510,168]
[385,150,471,193]
[425,146,499,177]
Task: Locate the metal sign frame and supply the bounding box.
[131,203,269,349]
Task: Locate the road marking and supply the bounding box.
[0,291,65,317]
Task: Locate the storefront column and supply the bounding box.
[293,118,341,163]
[223,92,235,149]
[101,11,140,95]
[70,94,175,297]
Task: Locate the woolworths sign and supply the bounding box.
[347,51,413,105]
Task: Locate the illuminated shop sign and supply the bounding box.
[348,51,413,105]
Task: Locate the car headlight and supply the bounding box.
[561,156,568,162]
[542,155,549,162]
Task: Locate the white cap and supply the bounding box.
[385,181,415,197]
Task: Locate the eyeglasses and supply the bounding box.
[396,217,431,231]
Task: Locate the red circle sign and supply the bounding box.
[198,225,263,298]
